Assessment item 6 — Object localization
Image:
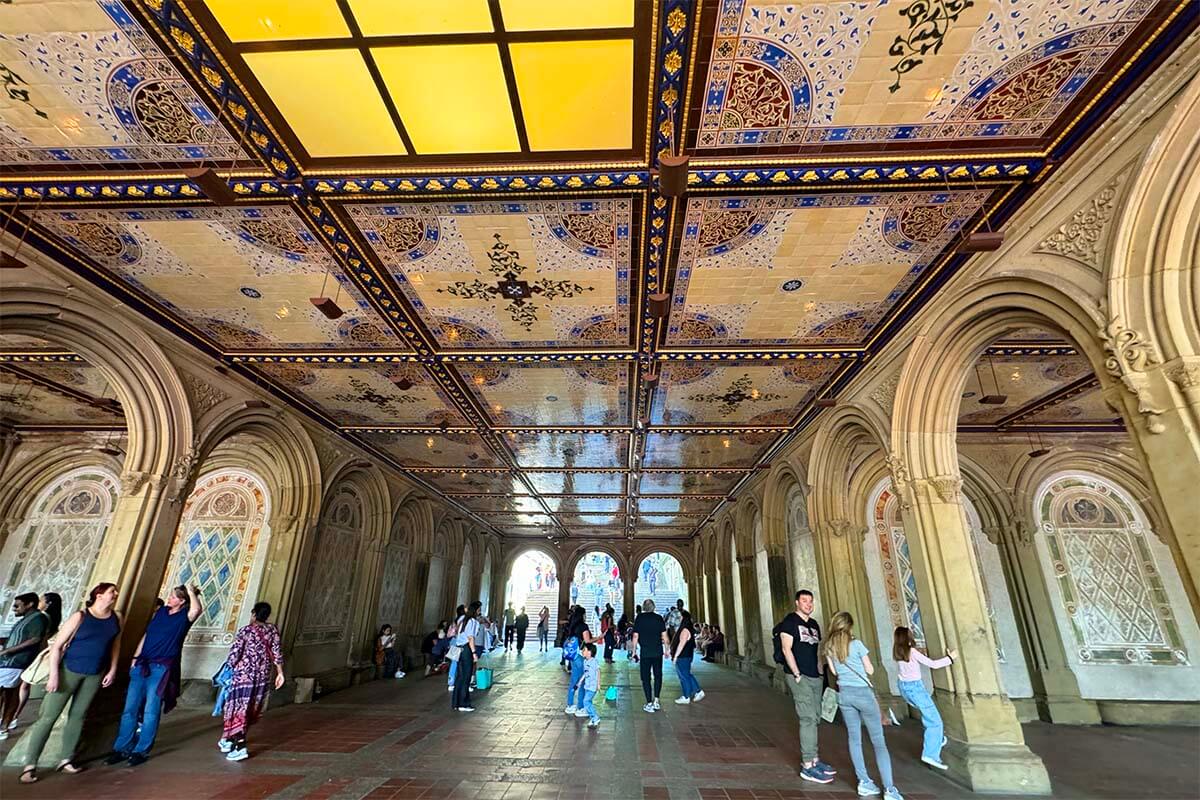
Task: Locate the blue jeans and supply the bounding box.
[898,679,944,761]
[674,654,701,697]
[113,663,168,755]
[581,689,598,721]
[566,656,585,706]
[839,685,894,790]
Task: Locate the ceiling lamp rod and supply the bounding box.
[184,94,241,206]
[656,98,688,198]
[1,191,46,269]
[309,269,345,320]
[978,355,1008,405]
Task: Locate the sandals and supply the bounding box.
[20,767,38,784]
[56,760,86,774]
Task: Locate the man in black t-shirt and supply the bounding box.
[778,589,835,784]
[631,599,669,712]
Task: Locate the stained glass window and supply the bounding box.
[0,467,120,634]
[161,469,269,646]
[1036,473,1188,666]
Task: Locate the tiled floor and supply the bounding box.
[2,651,1197,799]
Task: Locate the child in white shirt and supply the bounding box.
[575,642,601,727]
[892,626,957,771]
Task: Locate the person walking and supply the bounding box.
[600,604,616,662]
[666,599,683,642]
[537,606,550,652]
[218,602,284,762]
[0,593,49,736]
[451,601,482,712]
[562,606,592,714]
[8,592,63,732]
[573,642,601,728]
[631,598,668,712]
[503,602,517,651]
[777,589,835,784]
[514,607,530,654]
[671,609,705,704]
[106,583,203,766]
[19,583,122,784]
[893,626,956,771]
[825,611,903,800]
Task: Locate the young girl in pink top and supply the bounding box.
[892,627,957,771]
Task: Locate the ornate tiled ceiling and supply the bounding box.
[0,0,1183,539]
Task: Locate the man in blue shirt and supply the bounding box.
[106,583,202,766]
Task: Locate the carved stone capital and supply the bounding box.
[1006,519,1037,549]
[980,524,1004,546]
[884,452,914,511]
[1100,317,1165,433]
[1165,357,1200,400]
[168,438,203,503]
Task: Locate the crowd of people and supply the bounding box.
[0,582,285,784]
[1,581,961,799]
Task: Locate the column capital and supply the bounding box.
[1099,316,1166,433]
[119,470,167,497]
[911,475,963,504]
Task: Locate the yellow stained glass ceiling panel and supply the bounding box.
[243,49,407,157]
[350,0,494,35]
[373,45,519,154]
[203,0,350,41]
[500,0,633,31]
[510,39,633,151]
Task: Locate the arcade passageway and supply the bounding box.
[2,652,1196,800]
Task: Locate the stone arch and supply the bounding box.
[567,543,627,628]
[631,547,690,612]
[1108,72,1200,363]
[0,288,192,612]
[767,463,821,620]
[891,277,1111,480]
[1029,468,1200,701]
[501,541,563,633]
[0,444,123,547]
[160,466,271,678]
[457,536,475,607]
[189,405,322,633]
[719,515,749,658]
[807,403,889,625]
[292,463,389,674]
[0,461,121,632]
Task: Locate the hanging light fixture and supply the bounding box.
[309,270,344,320]
[977,356,1008,405]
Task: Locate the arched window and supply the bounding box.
[300,484,363,643]
[1035,473,1189,666]
[868,479,924,645]
[0,466,119,634]
[161,469,270,645]
[377,529,410,631]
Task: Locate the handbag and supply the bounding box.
[19,643,53,686]
[820,687,839,722]
[446,644,462,662]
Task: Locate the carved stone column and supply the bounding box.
[1101,325,1200,606]
[736,553,763,665]
[348,538,388,670]
[982,516,1100,725]
[895,472,1050,794]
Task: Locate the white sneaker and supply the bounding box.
[642,703,656,713]
[574,708,590,717]
[0,729,8,740]
[674,696,691,704]
[218,738,232,753]
[652,698,661,710]
[857,779,881,797]
[226,748,248,762]
[887,707,901,726]
[457,706,475,712]
[6,720,18,731]
[692,690,705,702]
[883,788,905,800]
[564,705,577,714]
[921,756,949,771]
[587,718,600,728]
[448,686,454,692]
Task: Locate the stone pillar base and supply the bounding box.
[1039,694,1102,726]
[947,741,1052,795]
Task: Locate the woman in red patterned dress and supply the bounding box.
[219,602,284,762]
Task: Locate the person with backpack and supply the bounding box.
[562,606,592,714]
[825,611,904,800]
[892,626,956,771]
[774,589,835,784]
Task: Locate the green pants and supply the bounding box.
[786,673,823,764]
[23,666,102,766]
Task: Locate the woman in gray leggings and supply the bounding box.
[824,611,903,800]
